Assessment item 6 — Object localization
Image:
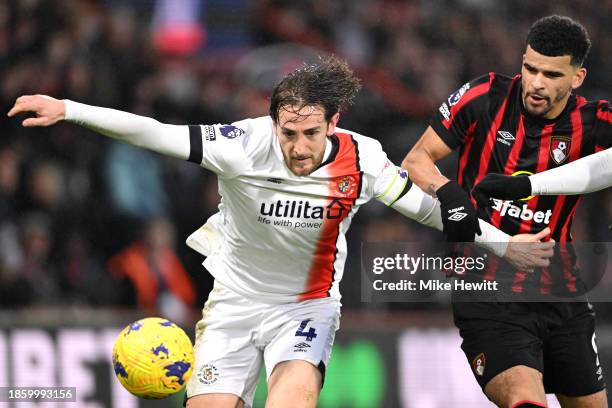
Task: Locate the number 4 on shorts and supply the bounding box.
[295,319,317,341]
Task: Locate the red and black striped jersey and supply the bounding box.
[430,72,612,295]
[431,72,612,242]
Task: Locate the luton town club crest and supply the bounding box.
[336,175,356,196]
[550,136,571,165]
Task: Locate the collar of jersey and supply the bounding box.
[315,134,340,171]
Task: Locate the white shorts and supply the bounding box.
[186,281,341,407]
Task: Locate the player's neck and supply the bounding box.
[543,94,572,120]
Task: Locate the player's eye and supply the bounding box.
[544,72,563,78]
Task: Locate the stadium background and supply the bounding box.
[0,0,611,406]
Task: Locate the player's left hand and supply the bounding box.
[473,173,532,208]
[436,180,481,242]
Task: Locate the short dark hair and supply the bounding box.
[526,15,591,66]
[269,55,362,123]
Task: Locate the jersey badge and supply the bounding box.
[448,82,471,106]
[203,125,216,141]
[439,102,451,121]
[550,136,571,165]
[336,175,357,196]
[219,125,245,139]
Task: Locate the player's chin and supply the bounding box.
[524,102,550,117]
[290,161,314,176]
[292,167,314,176]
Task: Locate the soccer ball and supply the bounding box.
[112,317,194,399]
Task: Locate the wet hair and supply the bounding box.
[526,15,591,66]
[269,55,362,123]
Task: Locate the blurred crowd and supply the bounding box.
[1,0,611,319]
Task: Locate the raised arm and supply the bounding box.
[401,126,453,195]
[401,126,481,242]
[8,95,191,160]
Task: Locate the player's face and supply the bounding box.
[521,45,586,119]
[275,105,339,176]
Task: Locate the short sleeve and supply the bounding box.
[374,162,412,206]
[429,73,493,150]
[594,101,612,151]
[188,122,252,178]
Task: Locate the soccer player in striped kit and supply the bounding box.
[403,15,608,408]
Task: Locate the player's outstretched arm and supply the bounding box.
[8,95,191,160]
[473,147,612,206]
[8,95,66,126]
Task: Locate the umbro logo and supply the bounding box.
[447,207,467,221]
[496,131,515,146]
[294,342,311,349]
[293,342,311,352]
[266,178,282,184]
[448,212,467,221]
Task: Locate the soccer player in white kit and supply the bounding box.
[8,56,554,408]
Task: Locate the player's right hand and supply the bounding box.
[473,173,532,208]
[7,94,66,127]
[504,227,555,272]
[436,180,481,242]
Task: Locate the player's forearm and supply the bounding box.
[64,100,191,160]
[401,149,450,196]
[390,184,509,256]
[530,148,612,195]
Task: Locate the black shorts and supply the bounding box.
[453,301,606,397]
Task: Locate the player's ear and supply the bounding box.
[572,67,587,90]
[327,112,340,136]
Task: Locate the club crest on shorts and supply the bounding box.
[197,363,219,385]
[550,136,571,165]
[472,353,485,376]
[336,175,357,196]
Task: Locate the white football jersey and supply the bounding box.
[189,116,409,303]
[63,100,510,304]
